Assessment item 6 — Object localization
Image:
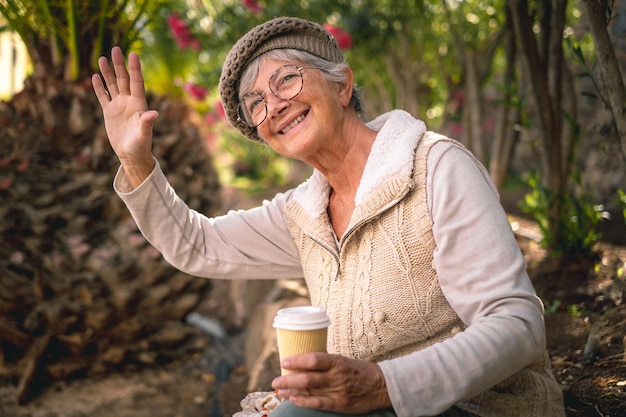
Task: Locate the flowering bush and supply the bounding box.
[323,23,353,50]
[215,100,226,119]
[242,0,264,15]
[183,82,208,101]
[167,13,201,51]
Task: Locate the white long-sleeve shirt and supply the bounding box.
[114,110,564,416]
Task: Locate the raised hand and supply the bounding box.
[92,46,158,188]
[271,352,393,414]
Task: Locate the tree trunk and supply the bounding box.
[560,56,579,179]
[509,0,556,188]
[385,33,422,118]
[490,7,519,191]
[508,0,569,250]
[464,51,486,162]
[548,0,567,189]
[581,0,626,160]
[443,2,504,165]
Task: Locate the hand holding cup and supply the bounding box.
[273,306,331,375]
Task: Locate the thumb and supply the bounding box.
[139,110,159,135]
[140,110,159,125]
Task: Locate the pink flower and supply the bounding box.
[205,132,218,146]
[167,13,201,51]
[167,14,185,34]
[183,82,208,101]
[203,101,226,126]
[204,112,218,126]
[242,0,263,14]
[189,38,201,52]
[215,100,226,119]
[167,14,188,39]
[323,23,353,50]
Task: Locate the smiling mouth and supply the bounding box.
[280,113,306,134]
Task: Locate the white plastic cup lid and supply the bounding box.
[272,306,331,331]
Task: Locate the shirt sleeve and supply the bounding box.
[378,142,546,416]
[113,159,303,280]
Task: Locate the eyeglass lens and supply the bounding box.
[238,65,304,127]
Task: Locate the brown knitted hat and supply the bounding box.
[219,17,344,143]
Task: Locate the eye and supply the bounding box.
[275,72,299,90]
[246,94,265,113]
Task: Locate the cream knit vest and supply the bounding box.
[285,132,564,416]
[285,133,464,362]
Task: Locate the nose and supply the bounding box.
[264,90,289,117]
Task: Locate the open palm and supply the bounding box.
[92,47,158,168]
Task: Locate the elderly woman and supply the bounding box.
[92,16,565,417]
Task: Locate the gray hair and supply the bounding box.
[238,49,364,119]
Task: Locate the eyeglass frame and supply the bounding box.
[237,64,315,128]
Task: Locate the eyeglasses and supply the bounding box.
[237,64,313,128]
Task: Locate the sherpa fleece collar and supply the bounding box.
[291,110,426,218]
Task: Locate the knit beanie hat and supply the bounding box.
[219,16,345,143]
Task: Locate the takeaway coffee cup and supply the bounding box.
[272,306,331,375]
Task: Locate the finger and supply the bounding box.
[91,74,110,107]
[272,354,334,392]
[111,46,131,95]
[272,369,331,397]
[128,52,147,99]
[282,352,334,372]
[98,55,119,97]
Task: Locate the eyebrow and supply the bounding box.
[243,64,302,97]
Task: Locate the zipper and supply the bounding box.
[308,235,341,281]
[334,182,414,281]
[303,181,414,282]
[339,182,414,248]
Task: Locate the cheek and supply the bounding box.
[313,93,344,127]
[255,127,270,144]
[255,123,282,149]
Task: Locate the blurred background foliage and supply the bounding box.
[1,0,624,260]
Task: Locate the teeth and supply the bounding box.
[281,114,305,134]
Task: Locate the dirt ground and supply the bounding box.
[519,233,626,417]
[1,193,625,417]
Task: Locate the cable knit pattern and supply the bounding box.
[285,111,464,362]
